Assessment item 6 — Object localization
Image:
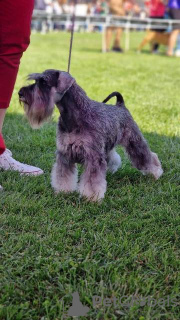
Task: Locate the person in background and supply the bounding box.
[124,0,140,17]
[34,0,46,10]
[175,32,180,55]
[105,0,126,52]
[45,0,54,14]
[95,0,108,15]
[145,0,166,53]
[33,0,47,32]
[167,0,180,56]
[0,0,43,191]
[56,0,67,13]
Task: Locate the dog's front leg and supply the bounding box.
[51,151,78,193]
[78,156,107,202]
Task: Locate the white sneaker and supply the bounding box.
[4,148,12,157]
[0,149,44,176]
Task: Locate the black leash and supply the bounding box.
[67,0,77,73]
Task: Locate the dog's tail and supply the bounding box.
[103,92,124,106]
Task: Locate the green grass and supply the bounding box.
[0,31,180,320]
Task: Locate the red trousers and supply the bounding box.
[0,0,34,154]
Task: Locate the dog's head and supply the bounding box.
[19,69,75,128]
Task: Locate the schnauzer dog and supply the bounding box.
[19,69,163,201]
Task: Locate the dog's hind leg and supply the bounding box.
[138,31,155,52]
[51,151,78,193]
[120,127,163,180]
[107,148,122,173]
[78,156,107,202]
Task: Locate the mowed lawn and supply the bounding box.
[0,31,180,320]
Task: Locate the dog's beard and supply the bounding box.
[23,87,56,129]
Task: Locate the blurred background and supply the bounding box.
[32,0,180,56]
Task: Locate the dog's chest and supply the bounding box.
[57,132,91,163]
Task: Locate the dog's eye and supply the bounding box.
[39,79,47,86]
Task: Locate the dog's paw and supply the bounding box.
[108,161,122,174]
[78,180,106,202]
[51,163,78,193]
[79,189,104,202]
[141,152,163,180]
[54,184,77,194]
[149,152,163,180]
[108,151,122,174]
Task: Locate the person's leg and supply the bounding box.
[0,110,6,133]
[167,9,180,56]
[0,132,6,155]
[0,0,43,178]
[167,29,180,56]
[0,0,34,111]
[175,33,180,56]
[105,27,113,51]
[0,0,34,163]
[112,27,123,51]
[0,113,6,189]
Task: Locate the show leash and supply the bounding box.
[67,0,77,73]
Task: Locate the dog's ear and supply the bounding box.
[42,70,60,87]
[57,71,75,97]
[28,70,60,88]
